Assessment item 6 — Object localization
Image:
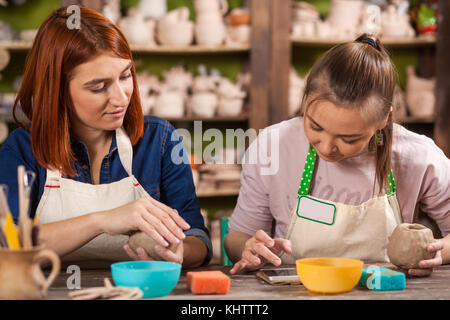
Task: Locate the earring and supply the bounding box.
[375,130,384,147]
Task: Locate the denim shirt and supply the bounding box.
[0,116,212,265]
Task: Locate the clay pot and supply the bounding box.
[381,5,415,38]
[128,232,179,260]
[327,0,363,38]
[138,0,167,20]
[387,223,435,269]
[190,92,218,118]
[195,22,226,46]
[157,20,194,46]
[119,9,155,45]
[226,25,251,45]
[153,91,185,118]
[0,246,60,300]
[405,65,435,118]
[194,0,228,16]
[227,9,250,26]
[217,97,244,117]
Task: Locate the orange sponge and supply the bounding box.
[186,271,230,294]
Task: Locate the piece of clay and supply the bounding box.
[128,231,179,260]
[387,223,435,269]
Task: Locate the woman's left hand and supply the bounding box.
[123,242,184,264]
[397,240,444,277]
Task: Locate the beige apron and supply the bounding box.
[35,128,149,268]
[280,145,403,264]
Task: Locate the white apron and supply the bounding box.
[280,145,403,264]
[35,128,150,268]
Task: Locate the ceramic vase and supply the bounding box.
[405,65,435,118]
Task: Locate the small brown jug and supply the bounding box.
[0,246,60,299]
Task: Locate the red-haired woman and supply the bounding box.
[0,6,211,268]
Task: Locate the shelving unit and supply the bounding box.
[264,0,449,157]
[0,40,250,54]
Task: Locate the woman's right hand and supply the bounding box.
[230,230,292,274]
[97,196,190,248]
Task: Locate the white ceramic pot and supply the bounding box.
[217,97,244,117]
[194,0,228,15]
[20,29,38,42]
[119,11,155,45]
[153,92,185,118]
[138,0,167,20]
[157,21,194,46]
[195,22,225,45]
[327,0,363,37]
[101,0,121,24]
[405,66,435,118]
[190,92,218,118]
[226,25,250,44]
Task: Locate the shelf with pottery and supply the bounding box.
[0,40,250,54]
[290,34,436,48]
[395,115,435,124]
[196,188,240,198]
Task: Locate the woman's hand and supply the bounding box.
[123,242,184,264]
[97,196,190,248]
[230,230,292,274]
[395,240,444,277]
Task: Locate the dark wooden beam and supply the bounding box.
[434,0,450,157]
[249,0,271,130]
[269,0,291,124]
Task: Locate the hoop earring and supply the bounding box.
[375,130,384,147]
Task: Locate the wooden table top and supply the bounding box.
[46,262,450,300]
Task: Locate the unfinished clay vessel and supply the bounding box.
[387,223,434,269]
[128,232,179,260]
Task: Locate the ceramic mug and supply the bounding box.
[194,0,228,15]
[195,23,225,45]
[0,246,60,300]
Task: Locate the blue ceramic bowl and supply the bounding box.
[111,261,181,298]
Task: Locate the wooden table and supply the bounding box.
[47,263,450,300]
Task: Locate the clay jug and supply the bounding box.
[0,246,60,299]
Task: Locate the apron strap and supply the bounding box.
[115,127,134,177]
[297,145,396,196]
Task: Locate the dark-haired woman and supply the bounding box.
[225,35,450,277]
[0,7,211,268]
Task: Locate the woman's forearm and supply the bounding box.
[182,236,208,268]
[224,232,251,263]
[37,212,104,257]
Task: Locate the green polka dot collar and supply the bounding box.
[297,145,396,196]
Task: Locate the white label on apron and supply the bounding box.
[296,196,336,225]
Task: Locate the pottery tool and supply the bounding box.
[68,278,143,300]
[358,267,405,291]
[0,185,20,249]
[17,166,35,248]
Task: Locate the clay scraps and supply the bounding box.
[68,278,143,300]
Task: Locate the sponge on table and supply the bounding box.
[187,271,230,294]
[358,267,406,291]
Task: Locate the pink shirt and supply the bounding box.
[229,117,450,238]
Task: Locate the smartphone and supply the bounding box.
[256,267,301,285]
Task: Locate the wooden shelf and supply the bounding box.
[395,115,435,124]
[163,114,249,122]
[291,35,436,48]
[0,41,250,54]
[196,188,240,197]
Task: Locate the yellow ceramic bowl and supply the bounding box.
[296,257,363,294]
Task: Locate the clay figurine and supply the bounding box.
[387,223,435,269]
